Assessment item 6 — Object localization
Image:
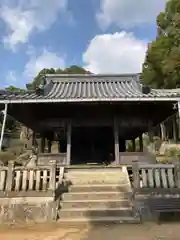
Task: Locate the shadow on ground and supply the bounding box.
[79,199,180,240]
[79,221,180,240]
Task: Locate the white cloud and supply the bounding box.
[24,48,65,79]
[83,32,147,74]
[0,0,68,50]
[97,0,166,29]
[5,71,17,87]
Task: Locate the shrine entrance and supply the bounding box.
[71,126,114,165]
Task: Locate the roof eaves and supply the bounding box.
[0,96,179,104]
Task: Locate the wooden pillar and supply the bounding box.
[66,120,72,165]
[132,139,136,152]
[50,160,56,195]
[114,118,120,164]
[148,122,153,143]
[178,119,180,141]
[176,101,180,141]
[32,131,36,146]
[160,123,166,141]
[58,141,61,153]
[0,103,8,151]
[173,116,178,143]
[47,140,52,153]
[139,135,143,152]
[40,135,45,153]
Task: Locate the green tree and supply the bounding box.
[62,65,91,74]
[0,86,23,132]
[5,85,24,91]
[142,0,180,88]
[26,65,91,90]
[26,68,56,90]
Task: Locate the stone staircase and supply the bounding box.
[57,167,140,224]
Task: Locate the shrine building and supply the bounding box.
[0,74,180,165]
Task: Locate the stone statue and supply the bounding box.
[25,154,37,168]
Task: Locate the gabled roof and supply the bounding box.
[0,74,180,103]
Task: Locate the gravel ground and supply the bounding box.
[0,222,180,240]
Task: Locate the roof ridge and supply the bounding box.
[45,74,140,84]
[45,73,140,78]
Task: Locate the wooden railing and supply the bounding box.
[132,163,180,196]
[0,166,8,191]
[0,161,64,198]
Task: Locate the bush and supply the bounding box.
[156,156,170,164]
[165,147,180,162]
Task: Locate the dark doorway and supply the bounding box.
[71,126,114,165]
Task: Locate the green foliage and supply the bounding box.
[165,147,180,162]
[26,68,56,90]
[62,65,91,74]
[156,156,170,164]
[5,85,25,92]
[142,0,180,88]
[26,65,91,90]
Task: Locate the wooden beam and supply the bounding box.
[114,118,120,164]
[66,120,72,165]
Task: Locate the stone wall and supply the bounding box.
[0,162,64,225]
[0,197,56,224]
[134,196,153,222]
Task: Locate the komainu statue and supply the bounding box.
[20,126,33,149]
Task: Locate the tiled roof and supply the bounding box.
[0,74,180,103]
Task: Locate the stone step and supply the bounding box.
[65,169,126,184]
[65,172,125,177]
[58,207,134,218]
[66,167,123,174]
[61,199,132,209]
[57,216,141,225]
[62,192,131,201]
[65,179,127,185]
[67,184,131,193]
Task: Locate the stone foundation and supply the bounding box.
[0,197,56,224]
[134,197,153,222]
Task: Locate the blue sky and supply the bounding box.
[0,0,166,88]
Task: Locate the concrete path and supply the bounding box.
[0,223,180,240]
